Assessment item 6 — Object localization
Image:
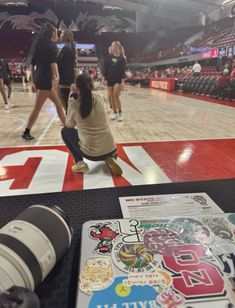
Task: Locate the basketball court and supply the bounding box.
[1,83,235,197]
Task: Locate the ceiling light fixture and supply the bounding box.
[0,0,27,6]
[103,5,123,11]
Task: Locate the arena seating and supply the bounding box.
[178,76,235,100]
[130,17,235,64]
[201,66,220,77]
[192,18,233,49]
[5,57,27,79]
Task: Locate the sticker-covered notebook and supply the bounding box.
[76,214,235,307]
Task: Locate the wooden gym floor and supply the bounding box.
[0,82,235,196]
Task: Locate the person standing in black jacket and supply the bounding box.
[104,41,126,122]
[57,29,77,113]
[22,23,65,140]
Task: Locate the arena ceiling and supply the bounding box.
[30,0,230,26]
[0,0,232,32]
[0,0,225,18]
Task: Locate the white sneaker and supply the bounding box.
[4,104,10,110]
[118,112,123,122]
[110,112,118,120]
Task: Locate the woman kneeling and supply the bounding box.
[61,73,122,176]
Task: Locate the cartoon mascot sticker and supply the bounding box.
[89,223,119,254]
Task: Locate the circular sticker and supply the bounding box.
[202,217,234,241]
[144,228,183,255]
[167,218,213,245]
[112,242,159,273]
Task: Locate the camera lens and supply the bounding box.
[0,205,73,292]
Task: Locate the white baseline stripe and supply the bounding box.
[34,115,57,146]
[123,146,171,184]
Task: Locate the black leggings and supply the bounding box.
[61,127,117,163]
[60,88,71,113]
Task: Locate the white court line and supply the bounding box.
[116,136,235,143]
[34,114,57,146]
[1,136,235,149]
[2,115,26,129]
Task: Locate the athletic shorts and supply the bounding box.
[35,81,52,91]
[4,78,11,86]
[107,80,122,87]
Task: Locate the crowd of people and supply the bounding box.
[0,23,126,176]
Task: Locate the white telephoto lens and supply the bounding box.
[0,205,72,293]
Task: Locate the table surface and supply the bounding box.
[1,178,235,308]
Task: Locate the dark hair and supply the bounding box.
[27,23,56,66]
[35,23,56,48]
[76,74,93,119]
[62,29,76,62]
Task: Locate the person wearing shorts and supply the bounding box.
[2,58,13,101]
[104,41,126,122]
[0,58,9,109]
[57,29,77,113]
[22,23,65,140]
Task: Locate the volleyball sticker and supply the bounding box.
[112,242,159,273]
[79,257,114,295]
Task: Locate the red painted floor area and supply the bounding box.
[120,139,235,182]
[0,139,235,196]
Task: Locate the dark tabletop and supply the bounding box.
[1,178,235,308]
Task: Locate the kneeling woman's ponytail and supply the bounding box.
[76,74,93,119]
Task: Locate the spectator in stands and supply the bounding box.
[57,29,77,113]
[192,61,202,77]
[104,41,126,122]
[231,64,235,79]
[161,70,168,78]
[22,23,65,140]
[224,61,233,75]
[214,70,230,100]
[61,73,122,176]
[0,58,10,109]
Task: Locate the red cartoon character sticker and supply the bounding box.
[89,223,119,254]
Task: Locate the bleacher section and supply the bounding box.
[130,17,235,64]
[178,76,235,100]
[5,57,27,80]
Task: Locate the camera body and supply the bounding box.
[0,286,40,308]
